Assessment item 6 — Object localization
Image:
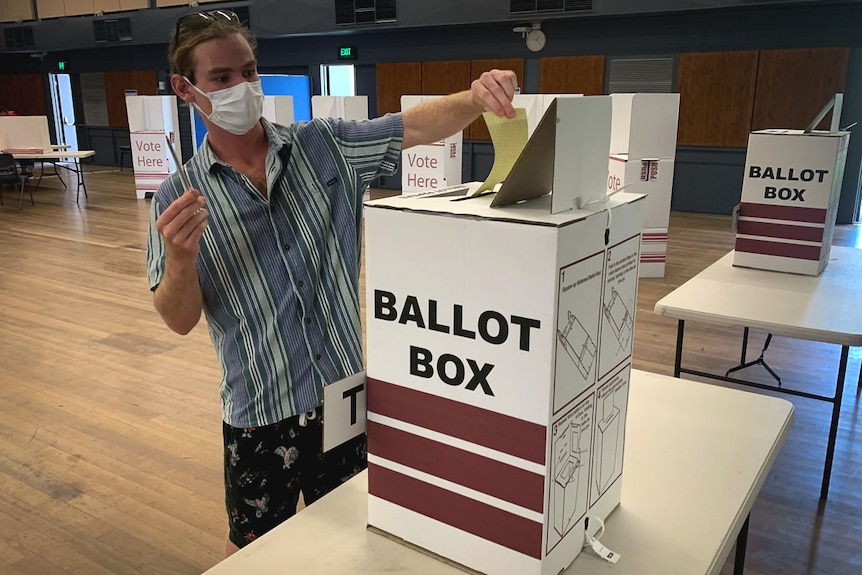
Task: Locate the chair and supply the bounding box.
[0,153,34,209]
[119,145,132,171]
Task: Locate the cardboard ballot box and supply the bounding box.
[364,191,644,575]
[734,129,850,276]
[365,94,644,575]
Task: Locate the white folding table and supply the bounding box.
[9,150,96,203]
[200,370,793,575]
[655,247,862,499]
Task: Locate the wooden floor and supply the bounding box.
[0,167,861,575]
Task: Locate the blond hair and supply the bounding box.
[168,18,257,84]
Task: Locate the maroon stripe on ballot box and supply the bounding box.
[735,238,822,261]
[737,220,825,243]
[368,463,543,559]
[367,378,547,465]
[368,420,545,513]
[739,202,828,224]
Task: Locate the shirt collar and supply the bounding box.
[198,117,293,174]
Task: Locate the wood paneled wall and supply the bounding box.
[421,60,471,95]
[676,51,759,147]
[0,0,34,22]
[104,70,158,129]
[376,47,848,148]
[0,74,48,117]
[421,60,470,139]
[375,59,525,139]
[538,56,605,95]
[376,62,421,118]
[469,59,525,140]
[753,47,850,131]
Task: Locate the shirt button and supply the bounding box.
[315,354,321,360]
[305,318,311,324]
[298,281,304,287]
[284,244,290,250]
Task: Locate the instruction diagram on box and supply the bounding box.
[590,366,630,505]
[547,393,594,553]
[598,235,640,379]
[603,287,633,350]
[553,252,604,413]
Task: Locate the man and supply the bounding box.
[146,9,517,556]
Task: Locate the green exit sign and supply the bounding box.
[58,61,66,71]
[338,46,357,60]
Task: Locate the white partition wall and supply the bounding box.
[311,96,368,120]
[0,116,52,152]
[126,95,180,199]
[263,96,295,125]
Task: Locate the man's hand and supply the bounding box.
[471,69,518,119]
[156,188,209,262]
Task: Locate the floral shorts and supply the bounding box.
[222,406,367,547]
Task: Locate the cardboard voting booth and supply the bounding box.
[311,95,368,121]
[0,115,52,153]
[126,96,180,200]
[401,95,463,192]
[609,93,680,159]
[607,154,675,277]
[734,95,849,276]
[365,96,645,575]
[608,94,680,278]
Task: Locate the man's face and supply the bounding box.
[181,32,259,115]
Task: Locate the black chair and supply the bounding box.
[0,153,34,209]
[119,145,132,171]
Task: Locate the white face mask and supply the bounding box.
[185,77,264,135]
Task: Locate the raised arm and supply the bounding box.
[401,69,518,150]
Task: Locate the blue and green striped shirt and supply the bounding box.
[146,115,403,427]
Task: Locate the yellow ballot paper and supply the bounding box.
[472,108,528,195]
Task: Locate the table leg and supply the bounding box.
[74,158,87,204]
[733,514,750,575]
[52,161,66,188]
[856,353,861,395]
[740,327,750,364]
[821,345,848,500]
[674,320,685,378]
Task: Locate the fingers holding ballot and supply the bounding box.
[156,187,209,260]
[471,69,519,119]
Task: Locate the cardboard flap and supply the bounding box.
[805,93,843,134]
[490,99,557,208]
[490,96,613,214]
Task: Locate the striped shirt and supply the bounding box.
[146,115,403,427]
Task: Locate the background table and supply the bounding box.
[9,150,96,203]
[200,370,794,575]
[654,247,862,499]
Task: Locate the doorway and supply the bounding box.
[320,64,355,97]
[48,73,78,151]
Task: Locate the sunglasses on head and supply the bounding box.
[172,9,241,46]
